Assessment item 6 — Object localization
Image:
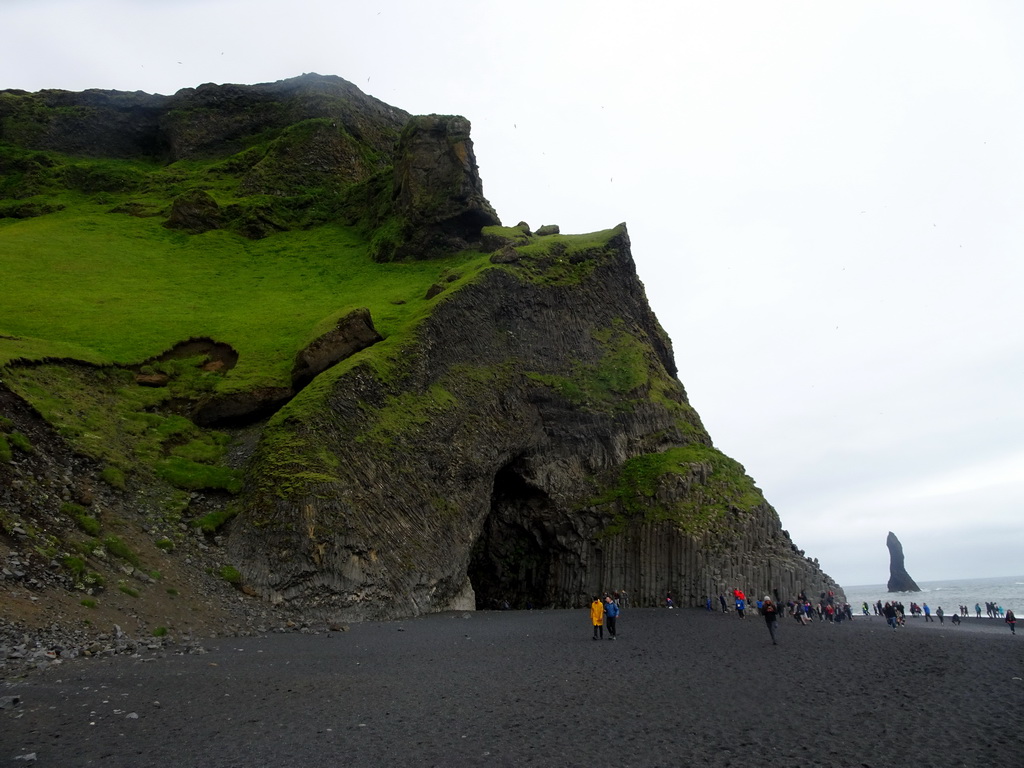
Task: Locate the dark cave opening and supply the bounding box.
[468,463,555,610]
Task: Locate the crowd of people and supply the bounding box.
[870,599,1016,634]
[700,589,854,625]
[587,588,1018,642]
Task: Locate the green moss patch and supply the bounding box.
[527,321,659,414]
[3,362,242,496]
[155,457,242,493]
[103,535,141,568]
[594,444,765,536]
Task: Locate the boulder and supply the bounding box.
[164,189,222,233]
[291,308,383,389]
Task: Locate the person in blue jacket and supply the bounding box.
[733,588,747,619]
[604,595,620,639]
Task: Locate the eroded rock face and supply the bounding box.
[194,386,294,427]
[228,229,842,621]
[390,115,500,259]
[239,119,385,199]
[886,531,921,592]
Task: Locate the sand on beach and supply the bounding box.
[2,607,1021,768]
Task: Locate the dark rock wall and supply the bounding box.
[228,231,841,620]
[0,88,166,158]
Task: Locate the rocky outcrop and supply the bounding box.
[193,386,295,427]
[291,308,383,389]
[165,189,223,233]
[0,74,408,162]
[886,531,920,592]
[161,74,408,162]
[388,115,500,260]
[227,227,841,620]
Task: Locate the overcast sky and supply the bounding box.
[4,0,1022,586]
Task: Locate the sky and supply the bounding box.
[3,0,1022,586]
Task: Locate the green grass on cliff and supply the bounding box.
[0,204,491,391]
[0,145,494,500]
[0,141,628,510]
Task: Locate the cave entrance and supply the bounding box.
[468,462,556,610]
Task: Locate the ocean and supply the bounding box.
[841,574,1024,615]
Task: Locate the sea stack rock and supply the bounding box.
[886,531,921,592]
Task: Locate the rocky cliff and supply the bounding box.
[227,225,841,618]
[0,75,841,643]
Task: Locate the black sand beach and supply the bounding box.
[2,607,1022,767]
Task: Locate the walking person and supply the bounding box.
[590,595,605,640]
[762,596,779,645]
[883,602,898,630]
[1006,609,1016,635]
[733,588,746,619]
[936,606,944,624]
[923,603,933,622]
[604,595,620,639]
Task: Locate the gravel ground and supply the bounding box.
[2,608,1022,767]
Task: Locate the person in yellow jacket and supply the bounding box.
[590,595,605,640]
